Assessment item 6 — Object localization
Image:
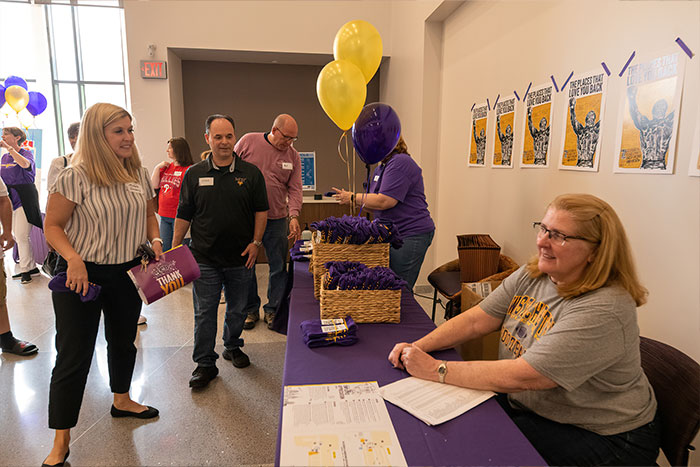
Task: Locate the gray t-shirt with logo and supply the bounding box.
[480,266,656,435]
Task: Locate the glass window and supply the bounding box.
[47,5,78,81]
[84,83,126,110]
[57,82,80,154]
[76,0,120,6]
[0,3,42,79]
[77,6,124,82]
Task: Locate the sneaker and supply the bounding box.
[189,365,219,388]
[222,347,250,368]
[264,311,275,330]
[137,315,147,325]
[12,268,39,279]
[20,273,32,284]
[243,314,258,330]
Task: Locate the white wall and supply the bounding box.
[123,0,391,167]
[435,0,700,361]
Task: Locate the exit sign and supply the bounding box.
[140,60,167,79]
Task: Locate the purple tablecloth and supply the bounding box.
[275,261,546,466]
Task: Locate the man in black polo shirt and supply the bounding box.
[173,114,268,389]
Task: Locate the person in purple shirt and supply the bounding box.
[1,127,42,284]
[333,136,435,290]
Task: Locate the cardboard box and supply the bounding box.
[457,281,502,361]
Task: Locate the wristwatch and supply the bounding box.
[253,240,263,247]
[437,361,448,384]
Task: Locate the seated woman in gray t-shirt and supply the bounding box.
[388,193,659,466]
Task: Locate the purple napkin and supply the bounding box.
[300,316,358,348]
[48,272,102,302]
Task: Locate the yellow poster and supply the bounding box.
[614,52,684,174]
[521,84,553,168]
[559,71,607,172]
[492,96,516,168]
[468,103,488,166]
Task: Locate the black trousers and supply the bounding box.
[48,258,142,429]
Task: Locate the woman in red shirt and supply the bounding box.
[150,137,194,251]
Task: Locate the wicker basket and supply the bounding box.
[320,286,401,323]
[311,231,390,299]
[457,234,501,282]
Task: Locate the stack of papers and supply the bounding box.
[280,381,407,467]
[379,377,495,426]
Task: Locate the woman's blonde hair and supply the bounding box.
[72,103,142,186]
[526,193,648,306]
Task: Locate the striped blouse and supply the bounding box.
[51,166,154,264]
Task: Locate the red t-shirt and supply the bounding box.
[158,163,190,218]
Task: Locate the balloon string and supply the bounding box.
[337,131,348,165]
[357,163,371,218]
[351,145,356,217]
[345,134,354,216]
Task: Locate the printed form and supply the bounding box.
[379,377,495,426]
[280,381,407,467]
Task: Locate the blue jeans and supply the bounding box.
[160,216,174,251]
[244,218,288,318]
[496,394,660,466]
[390,230,434,291]
[192,263,253,367]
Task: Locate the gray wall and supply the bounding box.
[181,60,380,194]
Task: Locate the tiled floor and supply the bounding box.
[1,261,287,467]
[1,257,443,467]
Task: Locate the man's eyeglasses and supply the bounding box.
[533,222,589,246]
[274,127,298,142]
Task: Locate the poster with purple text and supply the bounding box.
[614,52,685,174]
[492,96,516,168]
[468,102,488,167]
[521,84,553,168]
[559,71,608,172]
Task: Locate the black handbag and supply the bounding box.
[42,250,60,277]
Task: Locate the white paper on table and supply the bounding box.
[280,381,408,467]
[379,377,496,426]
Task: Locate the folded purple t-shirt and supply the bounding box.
[48,272,102,302]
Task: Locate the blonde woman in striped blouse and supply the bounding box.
[42,103,163,467]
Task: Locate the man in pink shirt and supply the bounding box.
[235,114,302,330]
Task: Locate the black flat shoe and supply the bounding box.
[13,267,40,279]
[110,404,159,419]
[41,448,69,467]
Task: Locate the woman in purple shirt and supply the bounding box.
[0,127,42,284]
[334,136,435,290]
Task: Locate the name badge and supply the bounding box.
[282,162,293,170]
[199,177,214,186]
[373,175,380,182]
[174,171,182,176]
[126,183,142,194]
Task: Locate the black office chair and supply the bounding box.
[639,336,700,466]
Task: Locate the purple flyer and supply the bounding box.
[127,244,201,304]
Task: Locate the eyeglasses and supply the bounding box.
[274,127,298,142]
[533,222,588,246]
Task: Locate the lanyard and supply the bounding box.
[372,154,394,194]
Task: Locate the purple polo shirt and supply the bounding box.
[369,152,434,238]
[1,148,36,209]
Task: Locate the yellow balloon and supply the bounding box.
[5,85,30,113]
[333,20,383,84]
[316,60,367,131]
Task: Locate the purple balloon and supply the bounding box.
[26,92,48,116]
[351,103,401,165]
[0,85,5,108]
[4,75,27,90]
